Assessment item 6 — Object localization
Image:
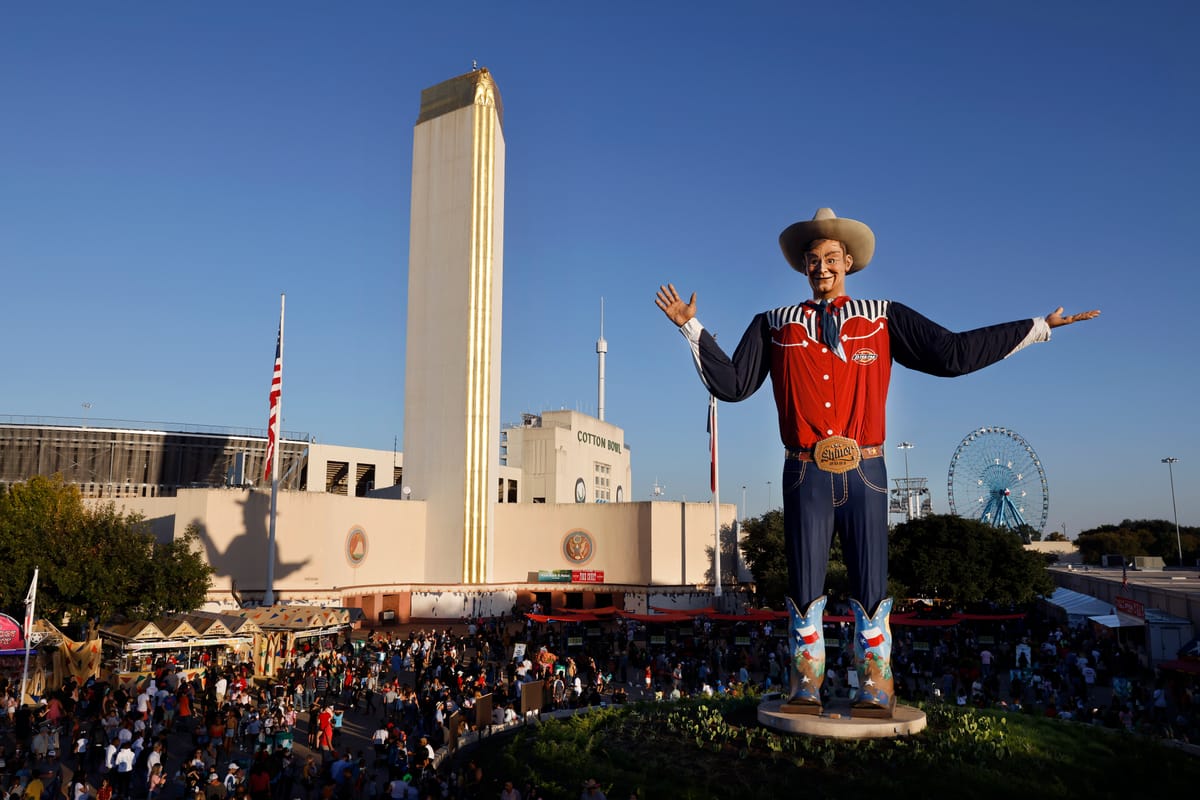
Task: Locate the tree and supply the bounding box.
[739,510,788,607]
[0,475,213,624]
[738,510,856,607]
[1045,531,1070,542]
[888,514,1053,605]
[1076,519,1198,566]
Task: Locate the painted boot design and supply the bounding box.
[782,595,826,714]
[850,596,896,718]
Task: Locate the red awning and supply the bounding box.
[526,613,600,623]
[952,612,1028,621]
[891,615,960,627]
[709,610,788,622]
[615,611,694,624]
[549,607,616,617]
[650,606,718,616]
[1158,659,1200,675]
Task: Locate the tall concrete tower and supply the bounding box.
[403,68,505,584]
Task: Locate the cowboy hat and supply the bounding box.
[779,208,875,274]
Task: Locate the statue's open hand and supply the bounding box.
[655,283,696,326]
[1046,307,1101,328]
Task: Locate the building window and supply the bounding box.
[355,464,375,497]
[593,462,611,502]
[327,461,349,495]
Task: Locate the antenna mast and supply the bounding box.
[596,297,608,421]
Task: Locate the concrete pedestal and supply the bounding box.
[758,697,926,739]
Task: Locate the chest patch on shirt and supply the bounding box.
[851,348,878,365]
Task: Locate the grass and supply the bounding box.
[459,696,1200,800]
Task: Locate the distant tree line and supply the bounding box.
[0,475,213,628]
[1074,519,1198,566]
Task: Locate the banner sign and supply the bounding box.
[537,570,572,583]
[571,570,605,583]
[567,636,583,647]
[0,614,24,649]
[1115,596,1145,619]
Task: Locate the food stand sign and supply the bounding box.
[1115,596,1145,619]
[571,570,605,583]
[0,613,24,650]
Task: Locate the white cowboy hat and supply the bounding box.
[779,208,875,274]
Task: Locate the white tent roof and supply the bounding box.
[1044,587,1112,618]
[1087,613,1144,629]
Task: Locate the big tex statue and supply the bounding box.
[657,208,1099,717]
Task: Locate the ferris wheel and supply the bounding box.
[947,425,1049,534]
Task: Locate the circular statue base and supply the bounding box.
[758,697,926,739]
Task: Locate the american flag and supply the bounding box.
[264,325,282,482]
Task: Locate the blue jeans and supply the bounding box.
[782,455,889,613]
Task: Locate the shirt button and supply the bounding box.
[823,374,830,381]
[824,402,831,408]
[821,348,828,354]
[826,429,834,435]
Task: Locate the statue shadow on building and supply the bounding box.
[186,489,311,601]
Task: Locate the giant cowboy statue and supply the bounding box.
[656,208,1099,718]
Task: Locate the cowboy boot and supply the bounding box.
[850,597,896,718]
[781,595,826,714]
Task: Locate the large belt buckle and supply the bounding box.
[812,435,861,474]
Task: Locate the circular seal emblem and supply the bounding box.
[345,526,368,567]
[562,529,594,564]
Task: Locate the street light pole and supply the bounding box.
[741,485,747,521]
[1163,457,1182,565]
[766,480,772,514]
[897,441,914,521]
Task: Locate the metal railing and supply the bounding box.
[0,414,314,443]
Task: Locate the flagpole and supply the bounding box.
[264,293,284,607]
[19,567,38,706]
[710,395,722,598]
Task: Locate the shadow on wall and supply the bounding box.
[704,521,742,590]
[188,490,311,590]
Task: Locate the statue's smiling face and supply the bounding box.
[803,239,852,300]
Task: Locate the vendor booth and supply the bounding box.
[216,605,353,675]
[0,612,36,703]
[100,612,261,687]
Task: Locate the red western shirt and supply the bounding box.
[682,296,1048,450]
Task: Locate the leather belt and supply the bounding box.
[785,443,884,461]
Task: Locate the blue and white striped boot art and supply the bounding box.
[782,595,826,714]
[850,596,896,718]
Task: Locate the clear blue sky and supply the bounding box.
[3,2,1197,534]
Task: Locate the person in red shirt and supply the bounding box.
[317,705,334,751]
[657,208,1098,717]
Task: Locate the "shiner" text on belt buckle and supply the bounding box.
[812,435,861,474]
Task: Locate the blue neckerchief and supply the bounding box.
[805,299,846,361]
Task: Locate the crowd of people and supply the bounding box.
[0,601,1196,799]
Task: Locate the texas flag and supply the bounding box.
[797,623,820,645]
[860,625,885,648]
